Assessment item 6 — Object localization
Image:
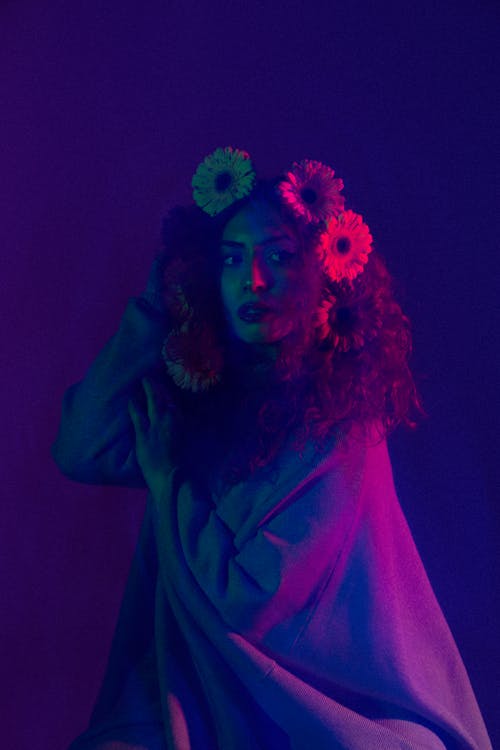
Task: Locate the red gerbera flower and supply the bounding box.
[314,288,383,353]
[316,210,373,283]
[162,322,223,392]
[277,159,345,224]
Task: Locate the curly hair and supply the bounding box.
[159,180,426,483]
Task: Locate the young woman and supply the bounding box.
[53,148,491,749]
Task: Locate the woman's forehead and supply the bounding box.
[221,200,297,241]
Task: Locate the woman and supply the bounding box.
[53,148,491,749]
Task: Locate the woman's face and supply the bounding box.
[219,200,321,345]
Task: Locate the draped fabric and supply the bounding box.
[52,297,492,749]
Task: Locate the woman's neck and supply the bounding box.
[225,340,280,391]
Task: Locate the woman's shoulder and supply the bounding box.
[297,418,388,473]
[209,419,391,552]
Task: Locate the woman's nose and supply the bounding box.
[247,256,272,293]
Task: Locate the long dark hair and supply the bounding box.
[159,180,426,482]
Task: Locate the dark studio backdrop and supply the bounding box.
[1,1,498,748]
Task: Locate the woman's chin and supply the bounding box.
[233,321,292,346]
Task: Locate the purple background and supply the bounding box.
[1,2,498,748]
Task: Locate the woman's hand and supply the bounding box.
[140,248,171,314]
[128,378,175,498]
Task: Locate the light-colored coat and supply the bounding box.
[53,298,492,749]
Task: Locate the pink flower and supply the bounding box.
[277,159,345,224]
[162,322,223,392]
[316,210,373,283]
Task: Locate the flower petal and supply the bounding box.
[192,146,256,216]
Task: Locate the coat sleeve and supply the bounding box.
[67,497,168,750]
[51,297,169,487]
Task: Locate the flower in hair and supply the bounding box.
[161,322,223,392]
[316,210,373,283]
[192,147,256,216]
[162,258,194,324]
[315,288,383,353]
[277,159,345,225]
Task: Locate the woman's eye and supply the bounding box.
[269,249,296,264]
[222,254,242,266]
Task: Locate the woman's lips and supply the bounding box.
[237,302,272,322]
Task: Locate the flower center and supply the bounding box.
[336,237,351,255]
[216,171,233,191]
[336,306,352,328]
[300,187,317,204]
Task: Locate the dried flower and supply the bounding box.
[162,322,223,392]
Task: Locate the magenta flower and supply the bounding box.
[316,210,373,283]
[277,159,345,224]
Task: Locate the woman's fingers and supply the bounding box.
[142,377,156,423]
[159,408,174,441]
[130,377,173,439]
[128,398,145,433]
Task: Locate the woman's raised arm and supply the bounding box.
[52,252,172,487]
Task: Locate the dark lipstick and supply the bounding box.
[238,302,271,322]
